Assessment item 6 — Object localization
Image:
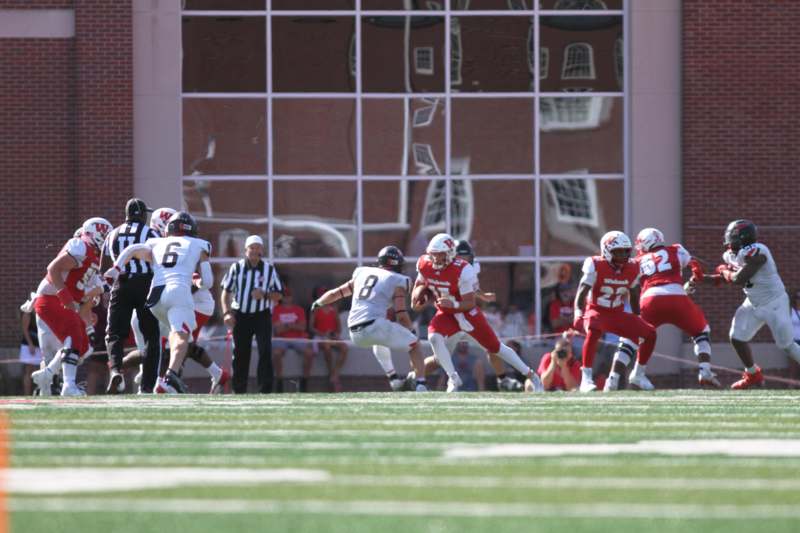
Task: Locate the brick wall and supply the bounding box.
[0,0,132,346]
[683,1,800,341]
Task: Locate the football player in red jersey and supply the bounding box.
[413,233,543,392]
[31,217,112,396]
[604,228,720,391]
[573,231,657,392]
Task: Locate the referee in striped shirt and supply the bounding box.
[102,198,161,394]
[221,235,282,394]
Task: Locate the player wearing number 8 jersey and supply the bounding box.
[106,212,212,393]
[311,246,427,392]
[605,228,719,391]
[573,231,656,392]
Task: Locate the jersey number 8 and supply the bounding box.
[358,275,379,300]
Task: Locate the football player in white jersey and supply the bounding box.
[105,211,212,393]
[311,246,428,392]
[690,220,800,389]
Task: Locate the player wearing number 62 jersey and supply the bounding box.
[106,211,212,393]
[605,228,719,391]
[573,231,656,392]
[311,246,427,392]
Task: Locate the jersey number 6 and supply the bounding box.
[162,242,181,268]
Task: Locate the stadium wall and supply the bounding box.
[0,0,133,346]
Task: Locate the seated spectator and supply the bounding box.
[272,288,314,392]
[527,336,580,392]
[310,287,348,392]
[548,283,576,334]
[500,303,527,343]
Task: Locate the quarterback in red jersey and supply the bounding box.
[31,217,112,396]
[413,233,543,392]
[573,230,656,392]
[605,228,720,390]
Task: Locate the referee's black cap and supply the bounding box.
[125,198,153,222]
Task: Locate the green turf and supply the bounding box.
[5,391,800,533]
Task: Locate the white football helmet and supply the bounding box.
[600,230,632,266]
[73,227,83,238]
[81,217,112,251]
[426,233,456,270]
[636,227,665,253]
[150,207,177,237]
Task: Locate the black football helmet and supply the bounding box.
[377,245,405,272]
[166,211,198,237]
[454,240,474,265]
[125,197,152,223]
[723,219,757,253]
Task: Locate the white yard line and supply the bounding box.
[446,439,800,459]
[9,497,800,520]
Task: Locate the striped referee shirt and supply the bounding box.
[103,222,159,276]
[221,259,282,314]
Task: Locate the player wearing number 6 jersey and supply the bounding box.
[605,228,719,391]
[311,246,427,392]
[105,211,212,393]
[573,231,656,392]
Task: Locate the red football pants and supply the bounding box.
[33,294,90,356]
[428,307,501,354]
[580,310,656,369]
[640,294,708,334]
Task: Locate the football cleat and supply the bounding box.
[498,376,524,392]
[61,383,86,397]
[415,383,429,392]
[628,372,655,391]
[106,370,125,395]
[579,375,597,393]
[731,367,764,390]
[211,368,230,394]
[134,366,143,387]
[603,373,620,392]
[446,373,463,393]
[389,377,407,392]
[155,377,175,394]
[698,369,721,388]
[526,372,544,393]
[31,367,54,397]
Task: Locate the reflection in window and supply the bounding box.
[614,36,624,89]
[451,18,463,88]
[546,178,598,226]
[540,47,549,80]
[562,43,595,80]
[415,47,434,75]
[540,96,607,131]
[553,0,608,8]
[421,180,473,241]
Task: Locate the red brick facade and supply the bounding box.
[683,1,800,341]
[0,0,133,345]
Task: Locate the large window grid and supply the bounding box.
[181,1,626,336]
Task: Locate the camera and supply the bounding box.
[555,349,568,359]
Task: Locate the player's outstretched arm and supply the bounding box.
[104,244,153,283]
[572,284,591,329]
[197,252,213,289]
[312,281,353,311]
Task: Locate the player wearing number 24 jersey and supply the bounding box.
[573,230,656,393]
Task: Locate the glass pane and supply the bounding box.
[272,0,354,8]
[539,178,624,256]
[454,0,532,9]
[362,0,445,9]
[273,180,357,258]
[182,17,266,93]
[362,179,432,258]
[540,260,581,334]
[183,99,266,175]
[464,180,534,256]
[540,0,622,9]
[451,16,533,92]
[539,96,622,174]
[362,98,445,175]
[540,15,622,92]
[273,99,356,174]
[451,98,534,174]
[272,17,355,92]
[183,0,265,9]
[362,16,445,93]
[182,180,268,258]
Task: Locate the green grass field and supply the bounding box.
[5,391,800,533]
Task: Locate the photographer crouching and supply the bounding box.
[526,336,580,392]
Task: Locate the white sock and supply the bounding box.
[206,362,222,381]
[746,365,758,374]
[784,342,800,364]
[494,343,532,376]
[609,370,620,381]
[62,356,78,387]
[372,346,395,375]
[581,367,593,381]
[46,350,65,374]
[429,334,457,376]
[698,362,711,374]
[632,362,646,376]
